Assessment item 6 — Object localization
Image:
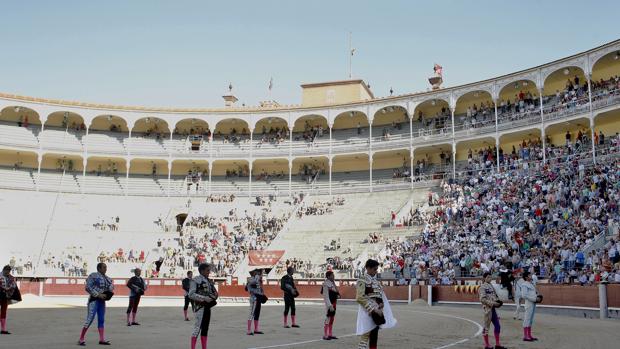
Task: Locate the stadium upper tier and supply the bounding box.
[0,40,619,196]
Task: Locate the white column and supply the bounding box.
[329,125,333,155]
[209,131,213,155]
[495,137,500,170]
[494,99,499,135]
[409,110,414,141]
[169,131,174,157]
[125,159,131,196]
[494,100,500,170]
[369,119,373,153]
[83,126,89,178]
[450,107,456,140]
[369,154,373,193]
[39,120,45,153]
[36,153,42,191]
[248,162,253,199]
[427,284,433,306]
[249,130,254,161]
[451,142,456,178]
[127,129,132,157]
[369,116,373,192]
[289,127,292,159]
[208,162,213,195]
[82,160,87,189]
[539,88,546,163]
[410,149,414,189]
[329,123,333,196]
[590,118,597,162]
[450,107,456,178]
[249,130,253,199]
[408,283,412,304]
[587,75,596,163]
[599,282,608,319]
[167,160,172,197]
[328,157,333,196]
[409,113,414,189]
[288,159,293,197]
[82,158,88,193]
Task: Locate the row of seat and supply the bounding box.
[0,166,420,196]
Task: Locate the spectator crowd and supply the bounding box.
[373,144,620,286]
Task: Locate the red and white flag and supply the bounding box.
[248,250,285,266]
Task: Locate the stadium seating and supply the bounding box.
[1,40,619,282]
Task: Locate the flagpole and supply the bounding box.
[348,31,352,79]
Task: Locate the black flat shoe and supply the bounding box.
[328,336,338,340]
[247,332,254,336]
[291,324,300,328]
[283,325,290,328]
[131,322,140,326]
[99,341,111,345]
[77,341,86,346]
[254,331,264,334]
[1,331,11,335]
[322,336,331,340]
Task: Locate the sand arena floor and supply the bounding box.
[1,297,618,348]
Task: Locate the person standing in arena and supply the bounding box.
[321,270,340,340]
[499,265,514,300]
[521,271,542,342]
[182,270,194,321]
[513,271,525,320]
[188,263,218,349]
[247,269,265,335]
[126,268,147,326]
[478,272,506,349]
[0,265,20,335]
[356,259,396,349]
[280,267,299,328]
[78,262,114,346]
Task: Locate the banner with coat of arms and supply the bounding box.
[248,250,285,266]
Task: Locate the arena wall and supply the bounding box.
[15,277,619,310]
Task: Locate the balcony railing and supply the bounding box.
[0,89,618,161]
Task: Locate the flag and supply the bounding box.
[268,77,273,91]
[248,250,285,266]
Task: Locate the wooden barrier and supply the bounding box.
[16,279,43,296]
[607,283,620,308]
[15,277,620,310]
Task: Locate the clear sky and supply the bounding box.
[1,1,619,108]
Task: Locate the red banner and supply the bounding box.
[248,250,285,266]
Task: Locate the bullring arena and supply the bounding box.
[2,3,620,349]
[4,300,620,349]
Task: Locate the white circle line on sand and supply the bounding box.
[409,310,483,349]
[247,308,483,349]
[248,334,358,349]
